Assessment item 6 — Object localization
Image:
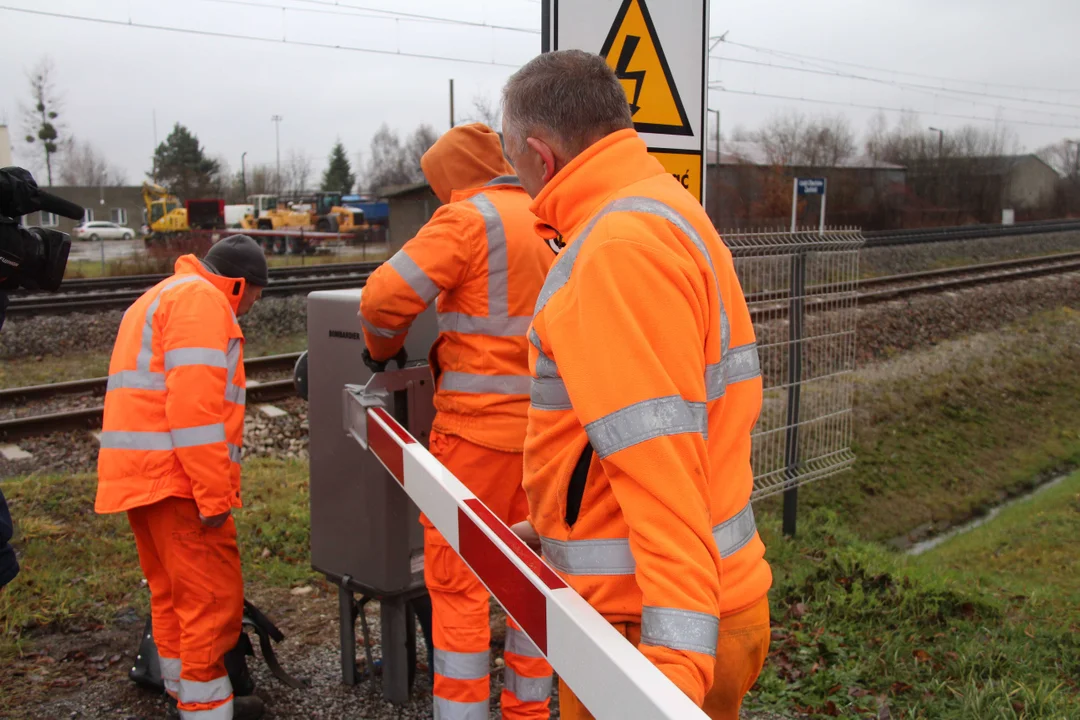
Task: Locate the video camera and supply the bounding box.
[0,166,82,328]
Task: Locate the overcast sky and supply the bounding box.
[2,0,1079,185]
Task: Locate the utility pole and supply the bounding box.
[271,115,283,193]
[929,127,944,158]
[449,79,455,129]
[241,151,248,198]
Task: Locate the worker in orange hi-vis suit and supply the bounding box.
[96,235,269,720]
[501,51,773,720]
[359,123,557,720]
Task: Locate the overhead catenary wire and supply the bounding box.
[717,38,1080,96]
[709,54,1080,119]
[282,0,539,34]
[710,86,1080,130]
[0,4,524,68]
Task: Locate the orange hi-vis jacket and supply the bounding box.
[360,124,555,452]
[96,255,247,518]
[523,130,772,705]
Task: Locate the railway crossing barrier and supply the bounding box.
[341,365,711,720]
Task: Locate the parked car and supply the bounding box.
[72,221,136,241]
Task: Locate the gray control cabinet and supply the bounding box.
[306,288,437,701]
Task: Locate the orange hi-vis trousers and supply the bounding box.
[424,431,553,719]
[128,496,244,720]
[556,595,771,720]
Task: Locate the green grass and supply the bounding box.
[0,334,307,389]
[907,471,1080,629]
[787,308,1080,543]
[0,459,317,660]
[749,510,1080,718]
[0,350,112,388]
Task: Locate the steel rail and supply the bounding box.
[3,254,1079,440]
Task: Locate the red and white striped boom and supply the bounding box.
[342,378,710,720]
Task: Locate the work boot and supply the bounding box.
[232,695,266,720]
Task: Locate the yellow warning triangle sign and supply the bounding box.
[599,0,692,136]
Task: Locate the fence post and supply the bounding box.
[782,247,807,537]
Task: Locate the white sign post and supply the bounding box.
[544,0,708,204]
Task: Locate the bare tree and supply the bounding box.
[21,58,64,185]
[364,124,412,193]
[58,137,127,186]
[404,125,439,180]
[282,150,314,195]
[463,95,502,129]
[752,111,855,167]
[1037,139,1079,179]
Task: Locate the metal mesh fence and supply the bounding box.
[725,227,864,500]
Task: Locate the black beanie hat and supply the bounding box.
[203,234,269,287]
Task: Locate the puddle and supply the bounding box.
[905,473,1070,556]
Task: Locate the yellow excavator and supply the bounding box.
[141,182,187,237]
[142,182,225,247]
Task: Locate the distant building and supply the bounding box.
[706,141,907,230]
[27,186,145,235]
[988,155,1059,212]
[382,182,440,252]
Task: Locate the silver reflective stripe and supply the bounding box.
[640,606,719,656]
[164,347,227,371]
[172,423,227,448]
[433,697,488,720]
[159,656,181,686]
[540,536,635,576]
[225,338,244,406]
[471,194,508,319]
[529,328,559,380]
[387,250,440,304]
[179,674,233,704]
[486,175,521,187]
[228,443,242,464]
[359,313,403,339]
[705,342,762,401]
[530,377,571,411]
[433,649,489,681]
[540,500,757,575]
[225,384,245,405]
[437,312,531,337]
[713,502,757,557]
[585,396,707,459]
[98,431,173,451]
[503,667,553,702]
[440,372,531,395]
[532,195,731,355]
[504,626,544,659]
[106,369,166,392]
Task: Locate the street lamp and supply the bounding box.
[928,127,944,158]
[241,151,248,198]
[271,115,283,193]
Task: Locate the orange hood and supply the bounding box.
[421,123,513,204]
[174,254,246,315]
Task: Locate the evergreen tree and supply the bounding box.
[150,123,221,199]
[321,141,356,194]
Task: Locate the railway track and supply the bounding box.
[2,252,1078,441]
[6,268,380,317]
[9,218,1080,317]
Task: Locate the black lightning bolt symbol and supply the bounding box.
[614,35,646,115]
